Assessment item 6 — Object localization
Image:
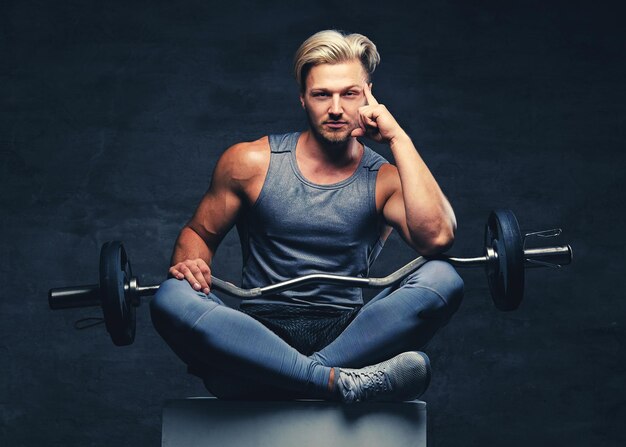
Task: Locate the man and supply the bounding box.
[150,30,463,403]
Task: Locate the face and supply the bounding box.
[300,60,370,146]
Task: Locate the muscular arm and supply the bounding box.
[379,137,456,255]
[169,139,269,292]
[171,151,244,266]
[355,84,456,255]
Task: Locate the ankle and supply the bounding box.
[327,367,336,393]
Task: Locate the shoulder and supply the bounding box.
[376,162,399,187]
[215,136,271,183]
[220,136,270,168]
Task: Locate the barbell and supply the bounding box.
[48,210,572,346]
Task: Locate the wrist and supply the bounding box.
[388,130,411,150]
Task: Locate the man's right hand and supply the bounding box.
[169,259,212,294]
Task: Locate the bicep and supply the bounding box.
[382,188,417,249]
[186,157,244,252]
[378,165,417,250]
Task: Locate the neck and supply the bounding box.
[300,130,362,167]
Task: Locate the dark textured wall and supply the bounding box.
[2,0,625,446]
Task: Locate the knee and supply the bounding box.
[405,260,464,318]
[150,278,199,334]
[150,278,183,321]
[433,261,464,310]
[150,278,224,338]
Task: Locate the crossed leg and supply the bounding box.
[150,280,333,399]
[150,260,464,400]
[311,260,464,368]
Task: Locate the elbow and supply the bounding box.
[412,226,456,257]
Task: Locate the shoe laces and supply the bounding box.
[340,368,392,402]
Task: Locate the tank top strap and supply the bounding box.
[361,145,388,172]
[269,132,300,154]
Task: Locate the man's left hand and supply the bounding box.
[351,84,407,145]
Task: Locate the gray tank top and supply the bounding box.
[237,132,388,310]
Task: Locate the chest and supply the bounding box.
[251,181,377,245]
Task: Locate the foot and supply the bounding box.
[335,352,431,403]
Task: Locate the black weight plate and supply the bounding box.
[99,241,136,346]
[484,210,525,311]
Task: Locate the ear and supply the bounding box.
[368,82,373,91]
[299,94,305,109]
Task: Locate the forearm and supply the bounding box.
[389,132,456,252]
[355,84,455,253]
[170,225,215,266]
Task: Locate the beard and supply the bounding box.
[305,111,356,148]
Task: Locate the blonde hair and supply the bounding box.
[293,30,380,92]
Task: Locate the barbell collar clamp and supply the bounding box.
[524,244,572,268]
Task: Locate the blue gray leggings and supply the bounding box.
[150,260,464,400]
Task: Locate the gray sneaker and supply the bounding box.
[336,352,431,403]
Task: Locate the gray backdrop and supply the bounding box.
[2,0,625,446]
